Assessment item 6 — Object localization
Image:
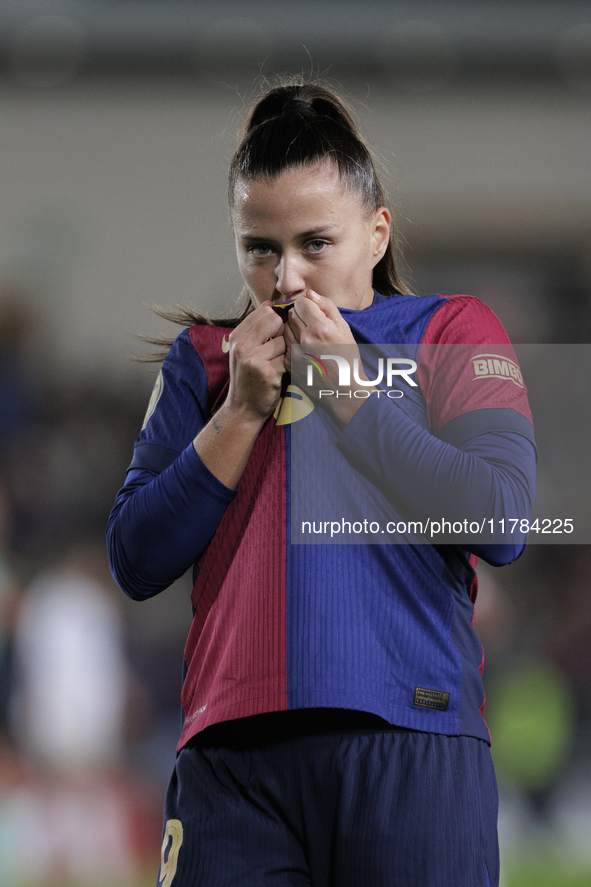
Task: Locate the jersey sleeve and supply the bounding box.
[131,327,211,467]
[418,295,533,436]
[107,328,237,601]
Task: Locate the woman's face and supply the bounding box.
[232,162,391,311]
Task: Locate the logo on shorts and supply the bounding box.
[413,687,450,711]
[221,335,230,353]
[471,354,524,388]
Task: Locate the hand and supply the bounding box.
[225,301,286,422]
[282,290,357,373]
[283,290,375,427]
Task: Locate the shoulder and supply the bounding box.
[136,328,213,452]
[348,291,448,345]
[161,324,230,388]
[422,295,511,346]
[141,328,208,433]
[162,326,203,370]
[188,323,232,355]
[416,295,532,431]
[152,327,208,404]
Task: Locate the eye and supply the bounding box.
[249,243,274,257]
[307,239,328,253]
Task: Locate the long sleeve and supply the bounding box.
[107,327,236,600]
[335,293,536,565]
[107,444,236,600]
[336,396,535,565]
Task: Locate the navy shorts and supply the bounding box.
[158,709,499,887]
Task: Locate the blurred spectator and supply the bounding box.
[546,554,591,763]
[4,542,162,884]
[486,659,575,815]
[0,730,159,886]
[13,542,128,771]
[0,480,21,733]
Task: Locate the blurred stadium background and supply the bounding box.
[0,1,590,885]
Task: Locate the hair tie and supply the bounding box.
[282,98,314,115]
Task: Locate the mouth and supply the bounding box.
[271,299,296,321]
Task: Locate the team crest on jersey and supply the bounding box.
[141,370,164,430]
[471,353,524,388]
[273,384,314,425]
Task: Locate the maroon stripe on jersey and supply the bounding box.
[189,324,231,414]
[467,553,479,604]
[178,416,288,748]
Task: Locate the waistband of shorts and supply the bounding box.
[187,708,410,749]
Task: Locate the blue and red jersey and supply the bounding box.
[107,291,535,750]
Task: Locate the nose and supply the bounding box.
[275,254,306,298]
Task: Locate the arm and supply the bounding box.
[107,449,236,601]
[107,304,286,600]
[286,292,536,566]
[336,397,535,564]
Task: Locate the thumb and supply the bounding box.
[306,289,341,321]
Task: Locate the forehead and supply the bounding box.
[232,163,363,230]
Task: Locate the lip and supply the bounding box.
[271,299,296,321]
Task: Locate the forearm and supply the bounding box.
[108,307,287,599]
[107,444,236,599]
[108,400,275,599]
[193,401,266,489]
[336,397,536,563]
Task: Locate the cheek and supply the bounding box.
[240,261,264,285]
[236,256,250,282]
[338,233,372,276]
[237,259,273,305]
[354,229,376,271]
[236,254,257,284]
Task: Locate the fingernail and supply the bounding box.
[308,290,320,301]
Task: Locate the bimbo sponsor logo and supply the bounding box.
[471,353,524,388]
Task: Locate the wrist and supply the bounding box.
[215,400,268,437]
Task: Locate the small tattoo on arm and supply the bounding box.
[212,416,223,434]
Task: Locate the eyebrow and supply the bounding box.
[299,225,340,237]
[239,225,341,243]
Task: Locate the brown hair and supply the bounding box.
[145,79,410,353]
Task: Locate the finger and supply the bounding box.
[287,297,334,340]
[259,334,286,359]
[305,289,343,322]
[286,298,322,335]
[294,292,357,347]
[291,301,308,327]
[283,322,297,345]
[269,354,287,375]
[283,316,302,351]
[232,303,283,345]
[254,304,285,338]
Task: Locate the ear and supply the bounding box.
[370,207,391,268]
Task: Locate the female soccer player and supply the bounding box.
[108,81,536,887]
